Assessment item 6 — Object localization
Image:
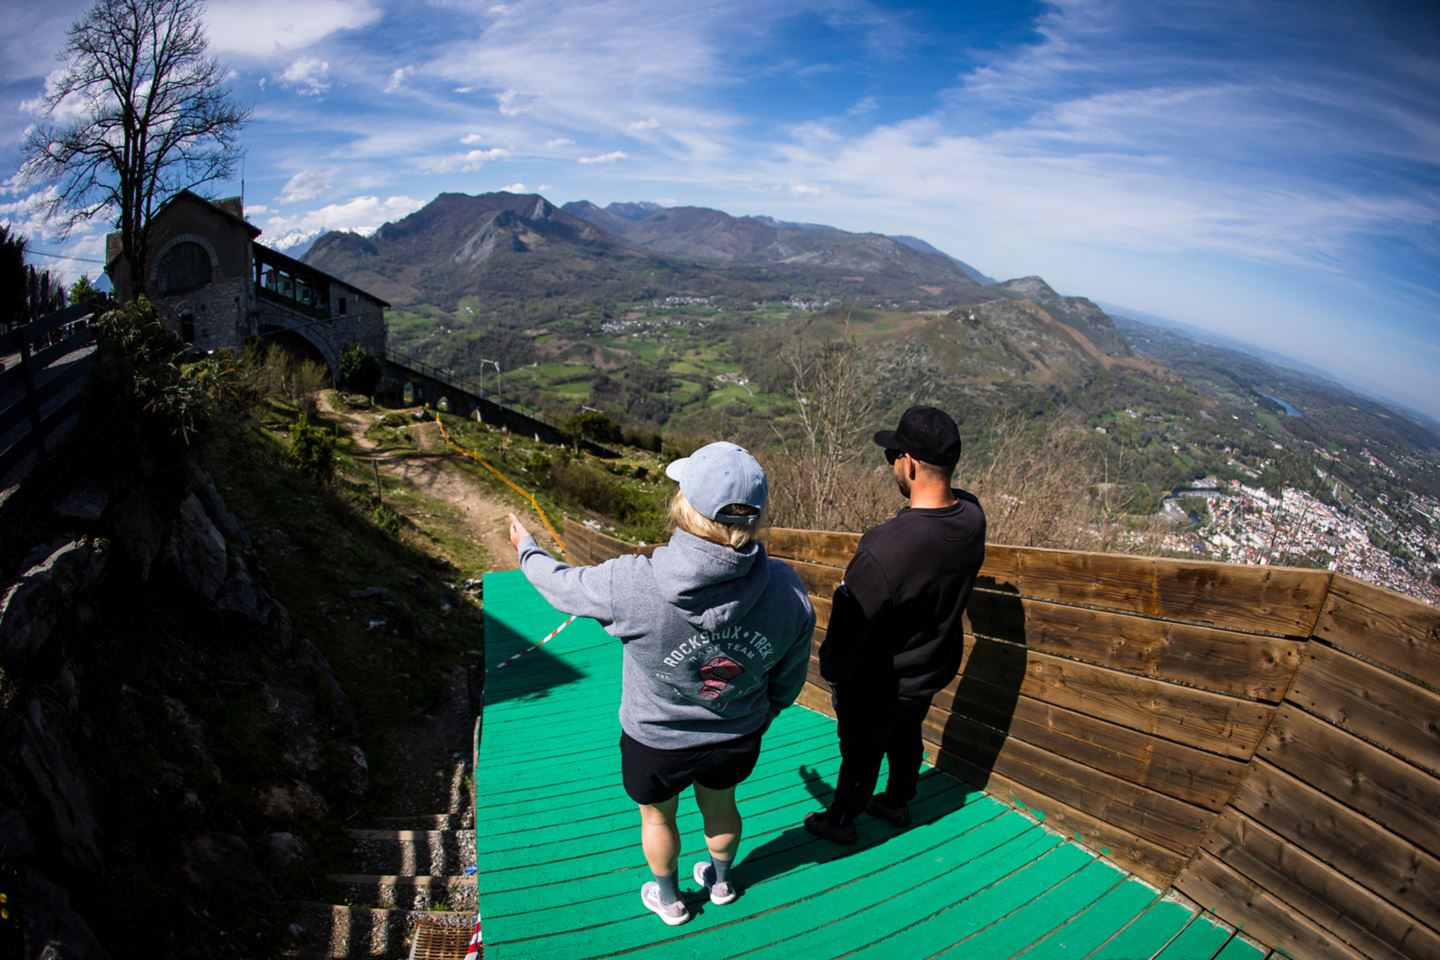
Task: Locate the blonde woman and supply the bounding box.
[507,441,815,925]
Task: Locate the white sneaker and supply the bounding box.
[640,881,691,926]
[693,860,738,905]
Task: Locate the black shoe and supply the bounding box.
[804,811,857,845]
[866,796,912,828]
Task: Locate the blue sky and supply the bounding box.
[3,0,1437,417]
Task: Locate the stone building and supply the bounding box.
[106,191,387,378]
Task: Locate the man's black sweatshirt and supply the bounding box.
[819,489,986,701]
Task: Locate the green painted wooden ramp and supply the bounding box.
[476,570,1262,959]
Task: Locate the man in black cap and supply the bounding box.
[804,405,986,843]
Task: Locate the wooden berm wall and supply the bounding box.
[562,519,1440,960]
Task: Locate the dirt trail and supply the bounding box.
[320,394,560,570]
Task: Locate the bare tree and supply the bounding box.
[22,0,249,298]
[766,317,880,531]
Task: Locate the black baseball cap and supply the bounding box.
[874,405,961,466]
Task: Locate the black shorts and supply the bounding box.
[620,726,765,805]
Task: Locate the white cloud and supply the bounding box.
[460,133,485,144]
[579,151,628,165]
[246,203,270,215]
[499,182,527,192]
[383,66,415,94]
[545,138,575,148]
[281,57,331,96]
[279,168,337,203]
[262,195,427,238]
[420,147,510,174]
[627,117,660,132]
[454,86,474,94]
[205,0,381,58]
[537,184,552,192]
[496,89,530,116]
[21,68,92,124]
[786,183,825,197]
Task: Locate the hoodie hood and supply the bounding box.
[650,528,770,632]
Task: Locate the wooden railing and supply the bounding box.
[562,518,1440,960]
[0,300,105,483]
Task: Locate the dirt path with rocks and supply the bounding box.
[319,394,562,570]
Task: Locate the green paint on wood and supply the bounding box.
[1213,935,1268,959]
[1086,898,1196,959]
[474,570,1268,960]
[1157,914,1235,958]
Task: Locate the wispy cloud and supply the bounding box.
[499,182,527,193]
[205,0,381,58]
[578,151,628,165]
[627,117,660,132]
[545,138,575,148]
[383,65,414,93]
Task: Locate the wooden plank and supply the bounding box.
[0,359,25,396]
[1201,808,1438,960]
[795,681,835,719]
[1287,641,1440,774]
[1259,705,1440,856]
[924,714,1216,855]
[1311,574,1440,688]
[978,544,1329,637]
[937,638,1273,761]
[765,527,860,567]
[785,556,844,599]
[0,391,32,435]
[966,588,1304,701]
[939,686,1247,810]
[1230,759,1440,933]
[0,431,37,478]
[809,594,831,630]
[1174,850,1371,960]
[934,749,1185,887]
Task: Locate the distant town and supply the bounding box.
[1155,476,1439,605]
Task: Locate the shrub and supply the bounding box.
[372,504,401,538]
[288,411,335,482]
[90,297,247,445]
[569,410,623,445]
[339,344,382,395]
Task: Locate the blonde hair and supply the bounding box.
[668,491,765,550]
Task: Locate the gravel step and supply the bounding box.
[328,873,478,912]
[347,828,476,875]
[285,901,471,960]
[370,813,474,831]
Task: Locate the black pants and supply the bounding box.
[826,691,933,827]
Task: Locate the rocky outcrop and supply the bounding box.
[0,539,110,665]
[0,464,365,959]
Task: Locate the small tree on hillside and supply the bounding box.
[69,273,99,305]
[338,343,382,395]
[22,0,249,298]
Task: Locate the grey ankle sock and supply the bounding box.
[709,856,732,885]
[654,871,681,904]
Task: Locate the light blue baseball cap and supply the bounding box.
[665,441,768,524]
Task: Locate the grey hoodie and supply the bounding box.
[516,529,816,749]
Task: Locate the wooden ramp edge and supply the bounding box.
[472,570,1265,960]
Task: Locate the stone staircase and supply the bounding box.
[287,774,478,957]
